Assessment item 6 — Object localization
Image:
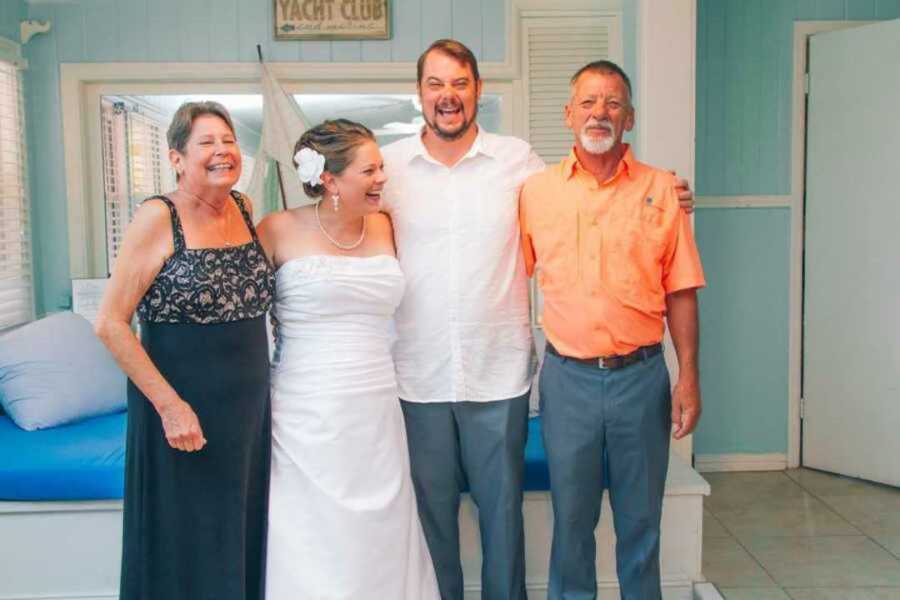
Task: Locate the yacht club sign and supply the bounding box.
[274,0,390,40]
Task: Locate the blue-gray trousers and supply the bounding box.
[540,350,671,600]
[400,394,530,600]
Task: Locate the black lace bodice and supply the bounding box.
[136,191,275,324]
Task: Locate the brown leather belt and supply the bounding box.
[545,342,663,370]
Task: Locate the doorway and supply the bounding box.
[791,20,900,486]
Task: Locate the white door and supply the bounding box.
[802,19,900,486]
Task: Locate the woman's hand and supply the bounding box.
[158,399,207,452]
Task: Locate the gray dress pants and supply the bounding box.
[400,393,530,600]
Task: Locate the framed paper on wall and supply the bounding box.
[72,278,108,325]
[274,0,391,40]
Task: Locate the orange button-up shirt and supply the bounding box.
[519,146,705,358]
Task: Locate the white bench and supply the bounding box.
[460,455,712,600]
[0,455,711,600]
[0,500,122,600]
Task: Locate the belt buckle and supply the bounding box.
[597,357,611,370]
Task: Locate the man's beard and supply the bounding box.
[424,98,479,141]
[580,118,617,154]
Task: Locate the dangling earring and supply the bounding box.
[332,194,340,211]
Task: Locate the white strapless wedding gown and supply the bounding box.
[266,255,439,600]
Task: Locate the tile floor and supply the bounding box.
[702,468,900,599]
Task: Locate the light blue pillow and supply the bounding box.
[0,312,127,431]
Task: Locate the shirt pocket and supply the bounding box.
[599,205,667,312]
[533,208,576,293]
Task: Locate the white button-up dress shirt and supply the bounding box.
[381,128,545,403]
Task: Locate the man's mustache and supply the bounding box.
[585,119,614,133]
[437,98,463,110]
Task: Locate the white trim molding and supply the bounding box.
[0,499,121,515]
[696,195,791,209]
[695,453,788,473]
[694,582,726,600]
[0,595,115,600]
[636,0,696,463]
[635,0,695,179]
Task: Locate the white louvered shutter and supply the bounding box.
[0,60,33,329]
[522,14,622,164]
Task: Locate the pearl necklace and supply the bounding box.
[315,201,367,250]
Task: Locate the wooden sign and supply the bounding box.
[274,0,391,40]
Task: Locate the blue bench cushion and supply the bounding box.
[0,412,547,500]
[0,412,126,501]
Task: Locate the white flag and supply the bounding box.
[246,62,315,217]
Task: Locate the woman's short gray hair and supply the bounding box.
[293,119,375,198]
[167,101,237,155]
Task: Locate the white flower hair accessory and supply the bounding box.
[294,147,326,185]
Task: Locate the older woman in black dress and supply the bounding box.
[95,101,274,600]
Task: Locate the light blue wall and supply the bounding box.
[0,1,24,42]
[696,0,900,197]
[694,0,900,456]
[25,0,639,316]
[23,0,510,314]
[695,208,790,454]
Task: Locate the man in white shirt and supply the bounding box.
[381,39,692,600]
[380,39,541,600]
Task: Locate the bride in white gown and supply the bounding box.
[257,120,439,600]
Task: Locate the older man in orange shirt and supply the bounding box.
[519,60,705,600]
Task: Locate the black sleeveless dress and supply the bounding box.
[120,191,275,600]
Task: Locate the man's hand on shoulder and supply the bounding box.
[670,170,694,214]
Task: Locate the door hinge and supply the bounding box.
[804,72,810,95]
[800,396,806,419]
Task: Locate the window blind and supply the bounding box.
[101,100,171,271]
[0,60,32,329]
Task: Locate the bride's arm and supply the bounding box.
[256,210,289,268]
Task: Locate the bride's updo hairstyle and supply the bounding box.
[293,119,376,198]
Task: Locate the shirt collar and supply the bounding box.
[564,143,636,183]
[408,125,495,166]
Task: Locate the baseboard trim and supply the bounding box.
[694,453,787,472]
[693,582,725,599]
